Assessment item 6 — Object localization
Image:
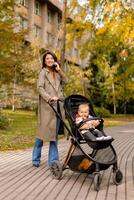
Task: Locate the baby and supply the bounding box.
[75,103,112,141]
[75,104,100,129]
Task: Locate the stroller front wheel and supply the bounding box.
[113,169,123,185]
[94,172,101,191]
[50,160,63,180]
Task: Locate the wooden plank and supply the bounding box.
[4,167,50,200]
[126,147,134,200]
[64,173,87,200]
[116,134,134,200]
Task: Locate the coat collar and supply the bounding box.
[43,68,60,92]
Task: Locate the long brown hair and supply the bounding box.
[42,51,58,69]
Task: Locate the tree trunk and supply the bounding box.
[12,66,16,112]
[110,69,116,114]
[123,68,127,114]
[60,0,67,69]
[112,82,116,114]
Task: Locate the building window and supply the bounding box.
[19,0,28,7]
[35,1,41,16]
[47,32,52,44]
[19,16,28,29]
[74,48,79,58]
[34,24,41,38]
[47,9,52,23]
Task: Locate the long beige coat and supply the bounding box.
[36,67,68,142]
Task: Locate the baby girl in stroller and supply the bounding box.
[75,103,112,141]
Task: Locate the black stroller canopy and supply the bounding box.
[64,94,97,121]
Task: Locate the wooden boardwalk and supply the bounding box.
[0,123,134,200]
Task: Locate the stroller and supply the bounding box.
[49,94,123,191]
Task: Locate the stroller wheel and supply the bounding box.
[94,173,101,191]
[50,160,63,180]
[113,169,123,185]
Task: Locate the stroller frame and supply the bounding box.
[49,94,123,191]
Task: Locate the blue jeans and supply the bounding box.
[32,138,59,167]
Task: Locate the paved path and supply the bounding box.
[0,123,134,200]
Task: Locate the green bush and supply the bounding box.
[94,107,111,118]
[0,112,9,130]
[21,100,37,111]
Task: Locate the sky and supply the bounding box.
[78,0,87,6]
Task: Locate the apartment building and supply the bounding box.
[16,0,81,66]
[0,0,86,109]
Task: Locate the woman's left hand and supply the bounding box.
[49,96,59,102]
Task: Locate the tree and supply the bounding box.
[64,64,91,97]
[0,0,40,110]
[66,0,134,113]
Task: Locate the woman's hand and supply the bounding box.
[53,62,61,72]
[49,96,58,104]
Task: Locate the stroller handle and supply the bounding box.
[48,98,64,105]
[58,98,64,102]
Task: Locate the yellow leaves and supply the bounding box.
[119,49,128,59]
[103,1,122,22]
[128,81,134,92]
[96,22,114,35]
[96,6,134,49]
[96,26,106,35]
[118,15,134,46]
[64,64,91,96]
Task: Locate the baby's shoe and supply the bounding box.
[104,136,112,140]
[96,136,105,141]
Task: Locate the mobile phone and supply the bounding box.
[52,64,57,68]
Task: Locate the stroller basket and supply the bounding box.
[68,144,116,173]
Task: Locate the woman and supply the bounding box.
[32,51,68,167]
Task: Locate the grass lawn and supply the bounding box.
[104,114,134,127]
[0,109,134,151]
[0,109,37,151]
